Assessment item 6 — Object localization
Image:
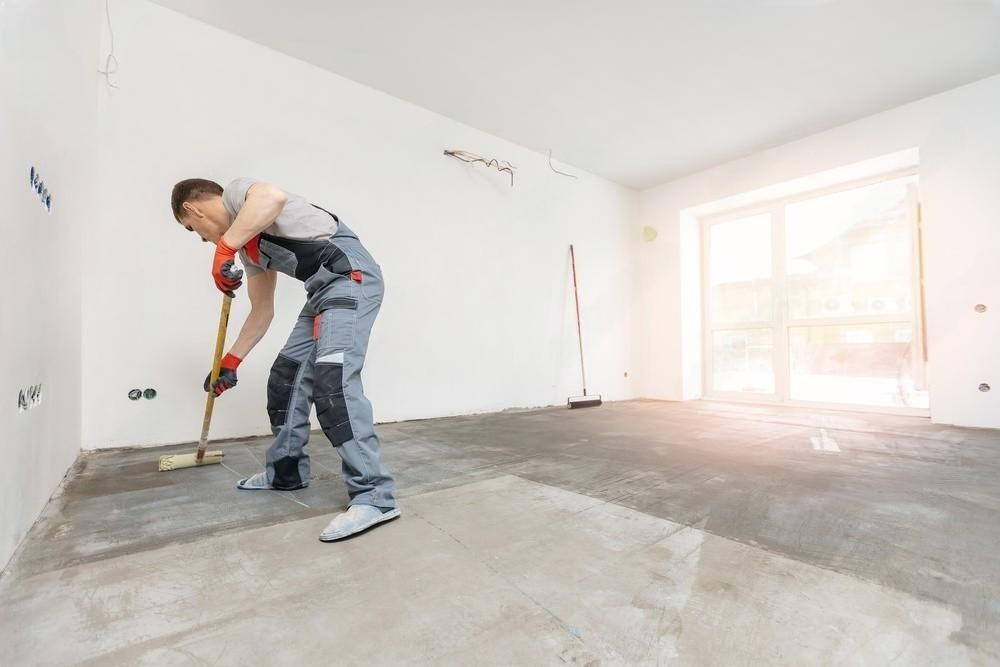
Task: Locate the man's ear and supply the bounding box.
[181,200,202,218]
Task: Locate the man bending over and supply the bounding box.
[170,177,398,542]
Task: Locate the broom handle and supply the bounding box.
[569,244,588,396]
[197,295,232,462]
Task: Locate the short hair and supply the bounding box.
[171,178,223,221]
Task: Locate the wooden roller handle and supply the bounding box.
[196,295,232,463]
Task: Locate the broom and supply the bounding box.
[568,244,602,409]
[157,294,231,471]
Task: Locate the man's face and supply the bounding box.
[178,196,230,243]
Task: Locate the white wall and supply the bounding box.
[0,0,101,570]
[637,74,1000,428]
[83,0,638,449]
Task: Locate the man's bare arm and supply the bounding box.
[223,181,288,249]
[228,270,277,359]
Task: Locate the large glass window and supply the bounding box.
[708,214,772,324]
[703,174,927,410]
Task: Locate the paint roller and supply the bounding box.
[157,292,233,471]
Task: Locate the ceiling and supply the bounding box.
[151,0,1000,189]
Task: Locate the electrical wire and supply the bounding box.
[444,149,516,187]
[548,149,577,179]
[97,0,119,88]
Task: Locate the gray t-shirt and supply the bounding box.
[222,177,338,276]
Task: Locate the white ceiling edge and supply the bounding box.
[147,1,1000,190]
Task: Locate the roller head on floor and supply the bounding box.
[567,395,602,409]
[157,451,225,471]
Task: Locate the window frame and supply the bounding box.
[700,166,929,416]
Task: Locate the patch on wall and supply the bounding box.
[18,384,43,413]
[29,166,53,213]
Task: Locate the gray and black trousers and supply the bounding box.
[260,222,395,509]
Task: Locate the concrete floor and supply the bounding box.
[2,399,999,665]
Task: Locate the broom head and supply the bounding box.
[568,394,602,409]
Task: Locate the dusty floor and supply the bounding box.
[1,400,998,665]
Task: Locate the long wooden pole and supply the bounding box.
[569,244,588,396]
[196,295,232,463]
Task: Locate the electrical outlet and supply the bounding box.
[128,388,158,401]
[128,387,156,401]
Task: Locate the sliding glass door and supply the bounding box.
[703,173,928,411]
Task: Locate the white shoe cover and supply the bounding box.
[319,504,401,542]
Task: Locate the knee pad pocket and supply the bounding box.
[314,362,354,445]
[267,354,301,428]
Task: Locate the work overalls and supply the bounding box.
[245,209,395,508]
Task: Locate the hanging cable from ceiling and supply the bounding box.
[443,149,516,187]
[97,0,120,88]
[548,149,577,180]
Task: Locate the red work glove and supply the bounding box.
[204,353,241,396]
[212,238,244,297]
